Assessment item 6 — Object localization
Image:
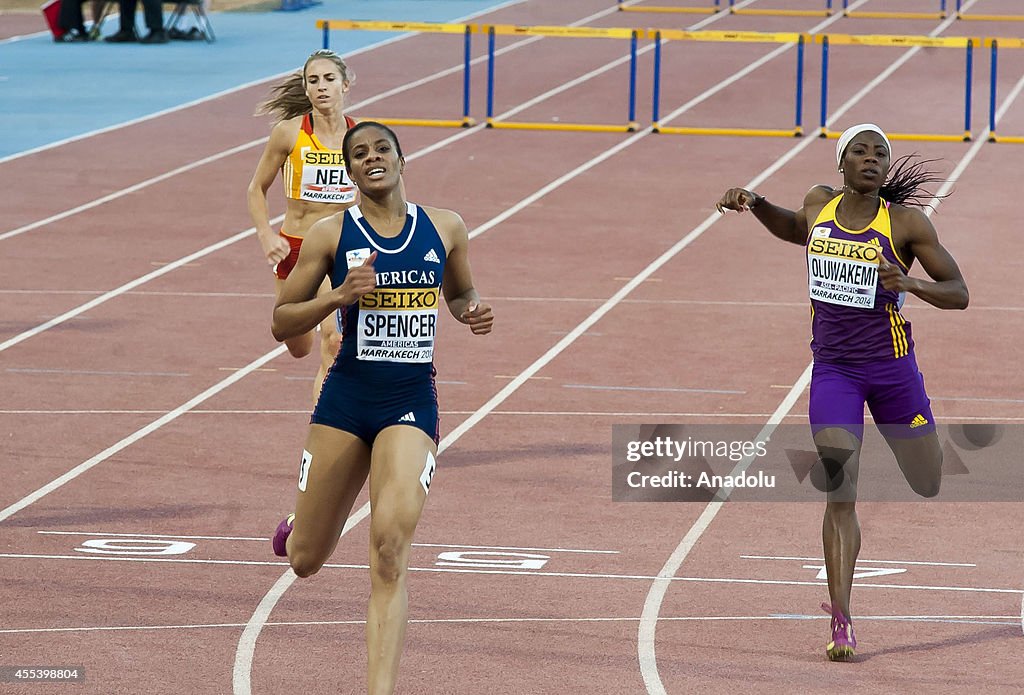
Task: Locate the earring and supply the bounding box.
[839,168,844,173]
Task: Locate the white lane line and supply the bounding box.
[0,30,51,46]
[36,531,620,554]
[0,0,529,166]
[411,543,619,554]
[12,290,1024,313]
[0,139,262,242]
[639,3,999,692]
[7,368,190,378]
[930,396,1024,404]
[0,290,274,297]
[0,227,263,354]
[0,614,1015,636]
[2,552,1020,595]
[232,503,368,695]
[0,345,288,522]
[38,531,270,542]
[741,555,977,567]
[7,410,1024,422]
[564,384,746,395]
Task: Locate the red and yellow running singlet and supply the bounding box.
[282,113,357,204]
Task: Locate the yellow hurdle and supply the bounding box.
[619,5,718,13]
[820,128,971,143]
[316,19,472,34]
[373,117,476,129]
[732,7,832,16]
[652,29,804,43]
[654,125,803,137]
[958,13,1024,22]
[485,23,637,38]
[989,134,1024,143]
[815,33,972,48]
[486,119,640,133]
[844,11,946,19]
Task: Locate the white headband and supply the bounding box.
[835,123,892,168]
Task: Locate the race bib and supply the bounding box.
[299,150,356,203]
[357,288,439,363]
[807,237,880,309]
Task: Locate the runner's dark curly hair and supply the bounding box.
[880,155,947,208]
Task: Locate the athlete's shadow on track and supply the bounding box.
[848,624,1018,662]
[441,442,608,469]
[6,503,219,527]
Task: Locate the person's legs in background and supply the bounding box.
[138,0,168,43]
[56,0,90,41]
[104,0,138,41]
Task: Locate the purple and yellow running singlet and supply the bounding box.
[806,194,912,364]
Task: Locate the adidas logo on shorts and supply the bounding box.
[909,413,929,428]
[423,248,441,264]
[398,412,416,423]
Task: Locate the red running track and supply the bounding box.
[1,0,1022,693]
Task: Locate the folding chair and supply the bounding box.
[166,0,216,42]
[88,0,118,39]
[88,0,215,42]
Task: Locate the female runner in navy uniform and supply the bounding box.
[716,124,968,662]
[270,122,493,694]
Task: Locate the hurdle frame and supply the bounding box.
[617,0,721,14]
[729,0,833,17]
[956,0,1024,22]
[842,0,947,20]
[651,30,806,137]
[816,33,975,142]
[316,19,476,128]
[483,24,642,133]
[987,39,1024,143]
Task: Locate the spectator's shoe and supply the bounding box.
[272,514,295,558]
[139,30,169,44]
[54,29,92,43]
[104,30,137,42]
[822,602,856,661]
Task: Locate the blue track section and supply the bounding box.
[0,0,514,158]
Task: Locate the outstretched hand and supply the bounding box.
[461,301,494,335]
[715,188,760,214]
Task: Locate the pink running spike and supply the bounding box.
[822,602,857,662]
[272,513,295,557]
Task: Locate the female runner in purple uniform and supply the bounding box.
[716,124,968,661]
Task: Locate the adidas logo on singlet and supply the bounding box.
[423,248,441,264]
[398,412,416,423]
[909,414,929,428]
